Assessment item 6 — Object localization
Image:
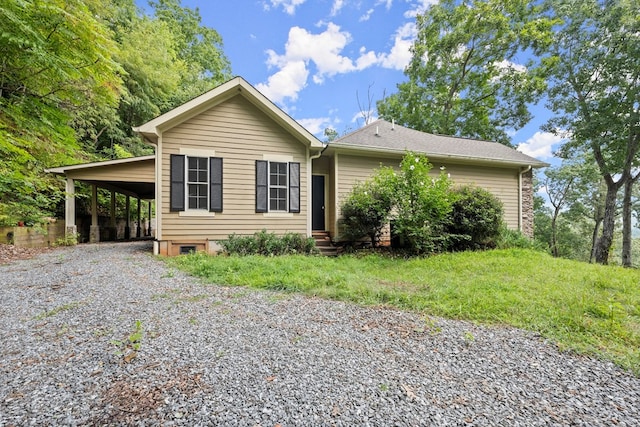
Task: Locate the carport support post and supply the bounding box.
[89,184,100,243]
[109,191,117,240]
[147,201,152,236]
[65,178,77,239]
[124,195,131,240]
[136,198,142,238]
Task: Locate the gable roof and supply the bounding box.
[328,120,548,168]
[133,76,324,150]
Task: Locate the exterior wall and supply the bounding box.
[330,152,522,240]
[159,95,309,251]
[66,160,155,182]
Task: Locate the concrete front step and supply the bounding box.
[312,231,338,256]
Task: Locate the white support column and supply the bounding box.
[65,178,77,237]
[89,184,100,243]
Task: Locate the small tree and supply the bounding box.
[340,168,395,247]
[392,153,454,254]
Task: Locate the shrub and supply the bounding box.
[219,230,318,256]
[447,185,504,250]
[391,153,455,254]
[497,227,546,251]
[340,168,395,247]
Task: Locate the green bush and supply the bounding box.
[391,153,455,255]
[447,185,504,250]
[340,168,395,247]
[219,229,318,256]
[497,227,546,251]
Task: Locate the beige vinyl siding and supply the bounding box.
[333,153,521,236]
[160,95,308,241]
[66,159,155,182]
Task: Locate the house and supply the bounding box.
[48,77,548,255]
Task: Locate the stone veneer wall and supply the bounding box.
[521,169,534,238]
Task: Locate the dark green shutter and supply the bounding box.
[170,154,185,212]
[256,160,268,212]
[209,157,223,212]
[289,162,300,213]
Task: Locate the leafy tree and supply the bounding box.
[539,0,640,266]
[377,0,553,145]
[150,0,232,106]
[0,0,123,224]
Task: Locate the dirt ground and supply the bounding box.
[0,243,52,265]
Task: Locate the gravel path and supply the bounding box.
[1,241,639,426]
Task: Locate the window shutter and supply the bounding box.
[289,162,300,213]
[170,154,185,212]
[255,160,268,213]
[209,157,223,212]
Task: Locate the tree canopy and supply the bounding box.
[377,0,553,145]
[0,0,231,226]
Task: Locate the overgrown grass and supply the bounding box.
[167,249,640,374]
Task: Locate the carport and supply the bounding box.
[46,155,155,243]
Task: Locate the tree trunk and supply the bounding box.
[621,177,633,267]
[594,183,619,264]
[589,218,602,264]
[551,208,560,257]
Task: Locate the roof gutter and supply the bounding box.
[328,143,548,168]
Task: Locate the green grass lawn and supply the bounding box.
[167,248,640,374]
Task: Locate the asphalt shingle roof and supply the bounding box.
[330,120,548,167]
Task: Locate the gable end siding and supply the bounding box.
[160,95,308,241]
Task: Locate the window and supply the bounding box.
[170,154,223,213]
[187,157,208,210]
[256,160,300,213]
[269,162,288,211]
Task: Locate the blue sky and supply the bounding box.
[144,0,563,164]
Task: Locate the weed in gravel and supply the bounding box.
[111,319,144,362]
[34,301,81,320]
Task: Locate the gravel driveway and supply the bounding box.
[1,241,639,426]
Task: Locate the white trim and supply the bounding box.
[179,210,215,217]
[262,212,294,218]
[45,155,155,174]
[179,147,216,157]
[262,154,294,162]
[306,148,312,236]
[155,137,163,240]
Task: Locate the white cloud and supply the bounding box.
[255,61,309,103]
[359,8,374,22]
[330,0,345,16]
[494,59,527,73]
[404,0,438,18]
[265,0,306,15]
[258,23,384,103]
[517,131,566,160]
[297,117,332,135]
[377,22,416,70]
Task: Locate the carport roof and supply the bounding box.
[46,155,155,199]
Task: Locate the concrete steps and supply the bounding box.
[312,231,339,256]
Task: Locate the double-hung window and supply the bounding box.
[256,160,300,213]
[187,157,208,210]
[170,154,223,213]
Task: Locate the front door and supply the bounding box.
[312,175,325,231]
